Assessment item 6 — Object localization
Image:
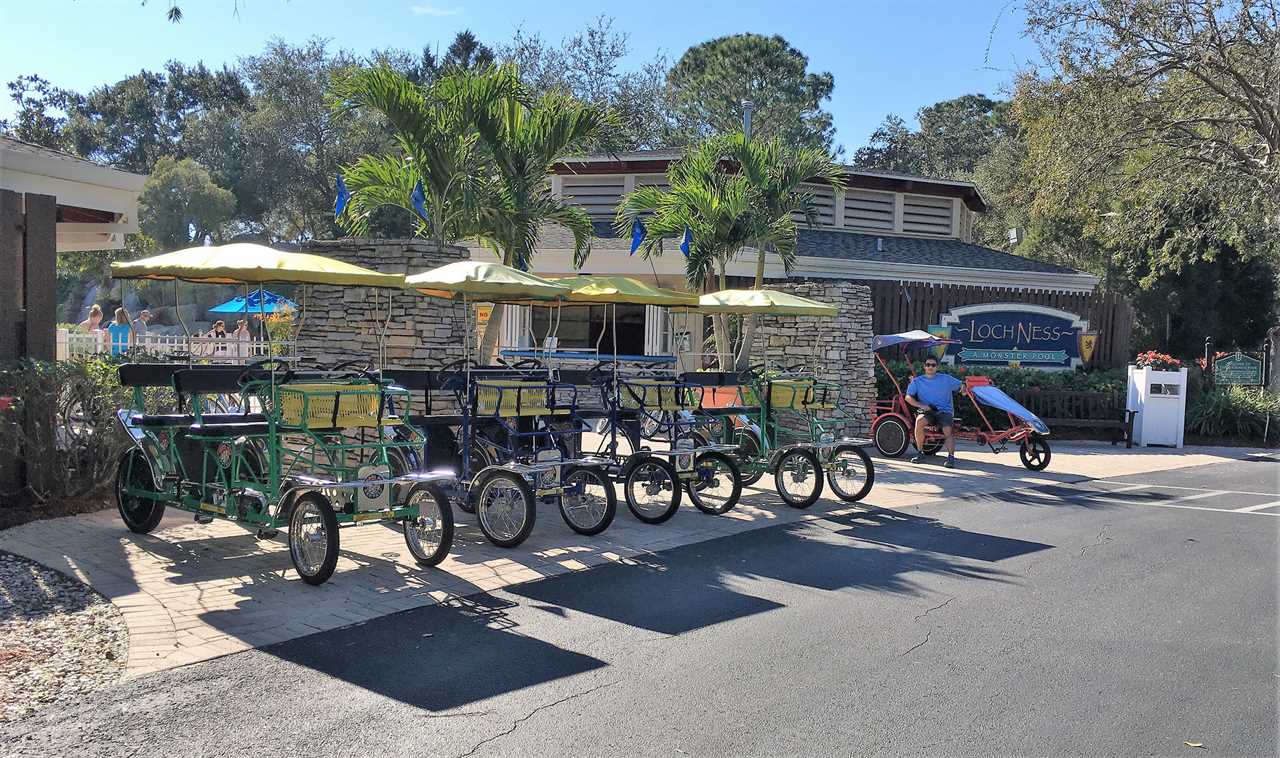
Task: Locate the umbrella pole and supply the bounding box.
[174,282,192,367]
[243,284,250,362]
[293,286,308,358]
[379,288,393,371]
[260,285,271,364]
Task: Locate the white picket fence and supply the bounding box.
[56,329,293,363]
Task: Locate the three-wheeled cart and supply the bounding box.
[870,330,1053,470]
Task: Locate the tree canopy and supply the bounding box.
[666,33,838,155]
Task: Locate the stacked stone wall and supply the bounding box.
[297,238,468,368]
[752,280,875,436]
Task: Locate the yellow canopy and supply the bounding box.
[110,243,405,287]
[406,261,570,302]
[504,275,698,307]
[698,289,839,317]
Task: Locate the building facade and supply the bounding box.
[467,150,1130,369]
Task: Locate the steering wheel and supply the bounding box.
[329,358,377,380]
[439,357,477,373]
[586,361,614,386]
[237,357,293,387]
[509,358,544,371]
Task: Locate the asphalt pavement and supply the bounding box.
[3,458,1277,757]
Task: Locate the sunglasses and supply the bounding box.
[924,362,938,368]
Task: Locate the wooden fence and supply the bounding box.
[866,281,1133,369]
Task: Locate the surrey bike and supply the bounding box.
[110,245,455,586]
[392,261,616,547]
[686,289,875,508]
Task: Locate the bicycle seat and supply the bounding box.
[187,420,270,437]
[695,406,760,417]
[200,413,267,425]
[407,414,466,427]
[129,413,193,428]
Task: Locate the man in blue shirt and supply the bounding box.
[905,357,964,467]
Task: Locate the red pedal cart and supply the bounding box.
[869,331,1053,471]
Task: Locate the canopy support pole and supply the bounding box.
[174,282,191,366]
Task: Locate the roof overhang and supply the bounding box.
[787,255,1099,293]
[551,151,989,211]
[491,245,1097,294]
[0,138,147,252]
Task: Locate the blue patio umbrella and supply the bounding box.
[209,288,299,315]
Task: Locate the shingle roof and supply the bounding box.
[494,223,1082,277]
[796,229,1081,274]
[0,134,102,167]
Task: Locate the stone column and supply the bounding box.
[751,280,875,436]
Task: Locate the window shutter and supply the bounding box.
[842,190,895,231]
[901,194,954,236]
[792,183,836,226]
[561,175,626,220]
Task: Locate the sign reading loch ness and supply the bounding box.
[927,303,1096,370]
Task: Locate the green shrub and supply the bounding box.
[1186,385,1280,443]
[874,360,1127,401]
[0,358,174,506]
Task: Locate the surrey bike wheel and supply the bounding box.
[825,444,875,503]
[456,437,496,515]
[622,456,681,524]
[733,427,765,487]
[402,483,454,567]
[289,492,339,586]
[774,447,824,509]
[686,451,743,515]
[471,469,536,548]
[115,448,166,534]
[558,466,617,536]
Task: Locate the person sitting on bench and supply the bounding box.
[905,358,963,468]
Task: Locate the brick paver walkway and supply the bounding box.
[0,443,1244,675]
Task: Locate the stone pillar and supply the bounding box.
[296,239,470,369]
[751,280,875,436]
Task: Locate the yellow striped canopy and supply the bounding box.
[502,275,697,307]
[110,243,404,287]
[555,276,698,306]
[697,289,838,317]
[405,261,570,302]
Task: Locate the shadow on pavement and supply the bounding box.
[249,505,1023,710]
[827,509,1053,562]
[511,508,1015,627]
[263,592,608,712]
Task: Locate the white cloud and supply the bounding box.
[410,3,462,16]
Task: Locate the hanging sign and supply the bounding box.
[928,303,1093,370]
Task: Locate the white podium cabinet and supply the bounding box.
[1126,366,1187,448]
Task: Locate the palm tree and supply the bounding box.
[615,133,842,369]
[331,64,615,358]
[330,64,496,248]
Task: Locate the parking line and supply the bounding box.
[1233,500,1280,513]
[1043,486,1280,516]
[1092,480,1279,498]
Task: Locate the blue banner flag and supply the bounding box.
[334,175,350,219]
[630,218,646,255]
[679,227,692,258]
[410,180,429,222]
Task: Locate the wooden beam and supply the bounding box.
[0,190,22,362]
[24,193,56,361]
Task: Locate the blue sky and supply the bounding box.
[0,0,1041,153]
